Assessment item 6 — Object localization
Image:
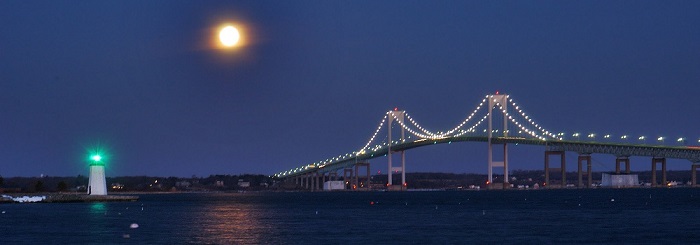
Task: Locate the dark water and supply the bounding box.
[2,188,700,244]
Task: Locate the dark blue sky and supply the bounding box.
[1,1,699,177]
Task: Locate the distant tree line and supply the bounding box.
[1,170,696,193]
[0,174,275,193]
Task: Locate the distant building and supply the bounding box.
[237,180,250,188]
[175,181,191,188]
[323,181,344,191]
[601,173,638,187]
[111,183,124,190]
[215,180,225,187]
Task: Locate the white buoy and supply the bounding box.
[130,223,139,229]
[611,198,615,202]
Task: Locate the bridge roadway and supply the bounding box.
[279,136,700,179]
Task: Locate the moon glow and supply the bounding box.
[219,26,240,47]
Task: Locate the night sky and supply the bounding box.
[1,1,699,177]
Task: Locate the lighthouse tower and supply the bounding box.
[87,154,107,195]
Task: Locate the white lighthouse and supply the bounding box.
[87,154,107,195]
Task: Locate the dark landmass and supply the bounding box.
[0,170,696,193]
[0,174,274,193]
[1,194,138,203]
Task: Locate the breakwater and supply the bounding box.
[1,194,138,203]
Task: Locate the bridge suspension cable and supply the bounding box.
[507,97,560,140]
[359,114,388,152]
[453,113,489,137]
[275,93,700,179]
[403,97,489,138]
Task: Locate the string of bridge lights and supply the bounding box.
[505,96,559,139]
[395,95,558,141]
[404,97,489,138]
[495,103,551,141]
[275,94,700,177]
[452,113,489,137]
[277,95,564,177]
[359,114,388,152]
[390,112,439,139]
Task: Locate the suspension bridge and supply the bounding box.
[274,93,700,190]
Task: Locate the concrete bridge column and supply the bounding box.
[312,172,317,191]
[304,174,309,190]
[308,173,313,190]
[578,154,592,188]
[302,174,308,189]
[316,172,322,191]
[545,151,566,188]
[344,168,353,190]
[616,157,630,174]
[651,158,667,187]
[355,162,371,190]
[309,173,313,191]
[692,163,700,187]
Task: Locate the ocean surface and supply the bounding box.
[2,188,700,244]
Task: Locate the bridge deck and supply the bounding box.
[277,136,700,178]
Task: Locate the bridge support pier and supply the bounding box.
[343,168,353,190]
[320,172,326,190]
[615,157,631,174]
[578,154,592,188]
[355,162,371,190]
[311,172,317,191]
[487,143,508,189]
[545,151,566,188]
[308,173,313,190]
[651,157,667,187]
[314,172,323,191]
[692,163,700,187]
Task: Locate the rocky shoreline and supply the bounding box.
[1,194,138,203]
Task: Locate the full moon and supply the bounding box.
[219,26,240,47]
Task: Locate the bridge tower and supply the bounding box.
[487,94,509,189]
[387,109,406,190]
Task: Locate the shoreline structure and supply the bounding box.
[1,193,138,203]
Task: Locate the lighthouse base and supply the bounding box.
[88,165,107,195]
